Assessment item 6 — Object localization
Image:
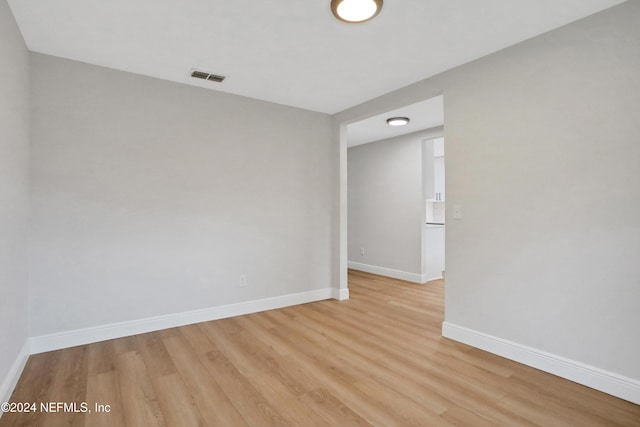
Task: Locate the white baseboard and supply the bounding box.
[442,321,640,405]
[30,288,334,354]
[348,261,437,284]
[0,340,30,409]
[332,287,349,300]
[421,272,444,283]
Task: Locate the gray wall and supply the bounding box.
[29,54,334,336]
[0,0,29,397]
[348,129,439,276]
[337,1,640,380]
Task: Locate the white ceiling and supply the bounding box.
[347,96,443,147]
[8,0,625,114]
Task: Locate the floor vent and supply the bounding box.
[190,69,226,83]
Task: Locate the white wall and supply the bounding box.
[347,128,442,281]
[336,1,640,399]
[29,54,334,337]
[0,0,30,402]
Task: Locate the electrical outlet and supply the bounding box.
[360,247,365,256]
[239,274,247,287]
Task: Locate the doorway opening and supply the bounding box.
[341,95,445,289]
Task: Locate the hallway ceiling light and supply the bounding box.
[386,117,410,126]
[331,0,383,23]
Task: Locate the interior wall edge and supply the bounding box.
[332,287,350,301]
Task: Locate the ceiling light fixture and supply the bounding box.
[331,0,383,23]
[386,117,410,126]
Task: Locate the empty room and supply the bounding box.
[1,0,639,425]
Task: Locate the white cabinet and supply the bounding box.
[426,199,445,224]
[425,137,445,223]
[433,138,445,157]
[423,225,445,281]
[433,156,445,201]
[422,137,445,281]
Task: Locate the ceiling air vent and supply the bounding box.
[191,69,226,83]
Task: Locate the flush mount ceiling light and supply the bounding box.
[331,0,383,23]
[386,117,410,126]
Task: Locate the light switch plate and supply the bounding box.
[453,204,462,219]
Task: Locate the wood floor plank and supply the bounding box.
[0,352,61,427]
[232,314,295,356]
[351,376,451,426]
[228,325,318,396]
[152,373,206,427]
[322,374,425,427]
[87,340,116,376]
[163,334,248,427]
[115,351,166,427]
[241,367,334,427]
[177,324,216,354]
[197,341,290,426]
[509,365,640,423]
[41,345,88,427]
[84,371,125,427]
[290,313,451,414]
[298,388,373,427]
[2,270,639,427]
[282,349,404,427]
[496,393,605,427]
[111,335,138,355]
[440,404,496,427]
[136,332,177,379]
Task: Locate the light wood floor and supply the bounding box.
[2,270,639,426]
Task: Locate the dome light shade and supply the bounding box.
[386,117,410,126]
[331,0,383,23]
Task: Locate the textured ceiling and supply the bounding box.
[8,0,626,114]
